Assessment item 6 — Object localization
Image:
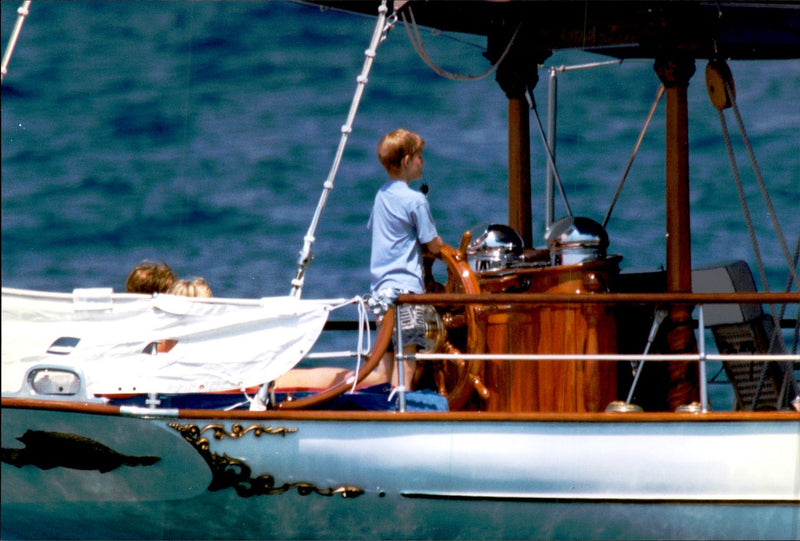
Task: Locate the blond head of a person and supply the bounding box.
[167,278,212,298]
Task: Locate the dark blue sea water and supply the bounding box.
[3,1,798,301]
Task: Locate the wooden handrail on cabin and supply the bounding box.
[397,291,799,305]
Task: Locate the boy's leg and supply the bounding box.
[391,345,417,388]
[367,318,416,389]
[394,303,426,389]
[364,293,424,389]
[355,315,395,388]
[372,348,395,385]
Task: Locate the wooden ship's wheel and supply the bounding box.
[277,232,489,411]
[417,232,490,410]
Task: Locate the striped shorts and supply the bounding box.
[367,288,428,349]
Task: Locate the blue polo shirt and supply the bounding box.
[368,180,438,294]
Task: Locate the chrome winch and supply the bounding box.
[545,216,609,266]
[466,224,524,273]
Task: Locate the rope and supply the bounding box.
[290,0,395,297]
[716,108,766,285]
[1,1,32,84]
[401,4,521,81]
[348,296,372,392]
[306,296,373,393]
[716,74,799,356]
[726,81,800,291]
[387,385,407,402]
[716,108,784,353]
[603,84,665,228]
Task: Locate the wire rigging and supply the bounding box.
[603,84,665,228]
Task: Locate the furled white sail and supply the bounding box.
[1,287,337,395]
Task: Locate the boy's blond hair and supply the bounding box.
[377,129,425,176]
[167,278,212,298]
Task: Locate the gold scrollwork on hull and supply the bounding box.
[208,422,298,439]
[166,423,295,451]
[168,422,364,499]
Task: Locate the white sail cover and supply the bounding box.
[1,287,337,395]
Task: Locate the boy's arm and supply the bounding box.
[423,236,443,256]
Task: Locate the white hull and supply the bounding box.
[3,403,798,540]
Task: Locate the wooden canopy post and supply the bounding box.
[494,62,534,248]
[489,33,549,249]
[507,96,532,248]
[655,55,700,410]
[656,56,695,293]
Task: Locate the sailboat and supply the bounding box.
[2,1,798,539]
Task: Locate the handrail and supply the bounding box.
[412,353,800,362]
[320,318,797,330]
[398,291,799,305]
